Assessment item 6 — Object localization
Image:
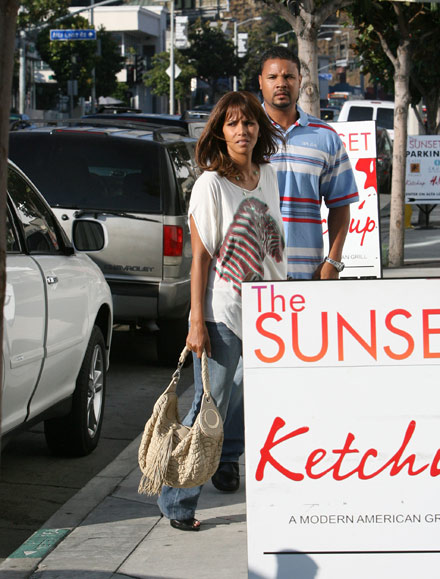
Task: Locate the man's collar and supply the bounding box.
[262,102,309,133]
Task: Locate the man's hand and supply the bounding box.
[312,261,340,280]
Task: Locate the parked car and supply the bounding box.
[2,161,113,456]
[338,100,395,140]
[84,111,208,139]
[9,112,33,131]
[320,107,340,122]
[9,121,199,365]
[376,126,393,194]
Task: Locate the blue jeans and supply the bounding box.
[158,322,244,521]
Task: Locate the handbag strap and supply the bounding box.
[166,347,212,398]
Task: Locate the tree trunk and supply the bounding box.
[388,37,411,267]
[0,0,20,456]
[425,89,440,135]
[296,30,320,117]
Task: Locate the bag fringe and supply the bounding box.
[138,426,174,496]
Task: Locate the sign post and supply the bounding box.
[243,278,440,579]
[50,29,96,41]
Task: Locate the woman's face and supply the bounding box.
[222,108,259,161]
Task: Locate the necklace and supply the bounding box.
[235,169,259,182]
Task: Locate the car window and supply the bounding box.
[6,210,20,253]
[7,167,60,254]
[167,142,199,211]
[9,133,161,214]
[376,108,394,130]
[347,106,373,122]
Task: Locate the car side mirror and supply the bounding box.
[72,219,107,252]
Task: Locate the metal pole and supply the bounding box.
[19,31,26,114]
[90,1,96,113]
[169,0,175,114]
[233,20,238,92]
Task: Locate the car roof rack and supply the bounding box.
[15,117,189,141]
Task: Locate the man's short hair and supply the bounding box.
[260,46,301,75]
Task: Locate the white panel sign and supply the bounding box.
[242,279,440,579]
[405,135,440,204]
[327,120,381,278]
[175,16,189,49]
[237,32,248,57]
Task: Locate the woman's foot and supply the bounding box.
[212,462,240,492]
[170,518,201,532]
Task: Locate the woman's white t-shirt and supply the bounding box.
[188,163,287,340]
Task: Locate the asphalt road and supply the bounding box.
[0,326,193,562]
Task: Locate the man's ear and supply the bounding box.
[258,75,263,91]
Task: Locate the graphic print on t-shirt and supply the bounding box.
[215,197,285,294]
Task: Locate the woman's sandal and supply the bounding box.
[170,518,201,532]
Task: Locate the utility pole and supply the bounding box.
[19,30,26,114]
[90,0,96,112]
[169,0,175,115]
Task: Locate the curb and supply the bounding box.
[0,434,142,579]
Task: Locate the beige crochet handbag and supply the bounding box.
[138,347,224,496]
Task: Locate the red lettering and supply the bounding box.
[290,294,305,312]
[255,419,438,483]
[349,216,376,246]
[255,417,308,482]
[271,284,286,312]
[349,133,359,151]
[430,449,440,476]
[252,285,267,313]
[292,312,328,362]
[364,421,429,478]
[337,311,377,361]
[423,309,440,358]
[255,312,285,363]
[384,309,414,360]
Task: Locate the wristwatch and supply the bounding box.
[325,256,345,272]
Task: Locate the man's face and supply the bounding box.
[259,58,302,111]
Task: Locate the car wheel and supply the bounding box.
[156,315,188,367]
[44,326,106,456]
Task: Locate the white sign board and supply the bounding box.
[243,279,440,579]
[327,120,381,278]
[237,32,248,57]
[405,135,440,204]
[175,16,189,49]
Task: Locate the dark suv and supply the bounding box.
[9,121,199,364]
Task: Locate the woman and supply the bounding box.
[158,91,287,531]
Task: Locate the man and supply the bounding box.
[259,45,358,279]
[212,47,359,493]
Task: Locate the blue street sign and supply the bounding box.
[50,29,96,41]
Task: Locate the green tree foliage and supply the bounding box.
[144,49,196,107]
[260,0,353,116]
[36,16,123,98]
[348,2,440,135]
[17,0,70,31]
[182,19,239,102]
[239,10,296,93]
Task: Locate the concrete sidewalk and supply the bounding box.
[0,387,248,579]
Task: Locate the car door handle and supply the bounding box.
[46,276,58,285]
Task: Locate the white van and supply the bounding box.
[338,100,395,140]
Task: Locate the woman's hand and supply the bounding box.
[186,320,211,358]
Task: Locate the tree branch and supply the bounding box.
[376,29,397,69]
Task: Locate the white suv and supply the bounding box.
[338,100,395,140]
[2,161,113,456]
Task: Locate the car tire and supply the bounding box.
[156,315,188,367]
[44,326,106,456]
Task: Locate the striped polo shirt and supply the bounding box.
[267,105,359,279]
